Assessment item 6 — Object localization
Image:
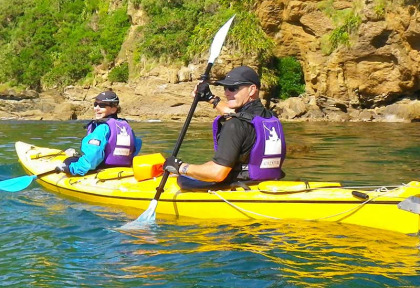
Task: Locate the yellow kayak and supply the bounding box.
[15,141,420,234]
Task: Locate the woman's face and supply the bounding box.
[93,101,117,119]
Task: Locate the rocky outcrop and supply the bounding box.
[275,93,420,122]
[0,81,221,122]
[0,0,419,123]
[256,0,420,121]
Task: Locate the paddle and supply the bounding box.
[0,169,57,192]
[123,15,235,227]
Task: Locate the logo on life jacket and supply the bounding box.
[114,124,131,156]
[260,157,281,168]
[263,121,283,156]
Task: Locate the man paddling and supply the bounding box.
[164,66,286,189]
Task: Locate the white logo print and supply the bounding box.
[114,124,131,156]
[263,122,282,155]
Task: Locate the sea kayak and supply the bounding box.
[15,141,420,234]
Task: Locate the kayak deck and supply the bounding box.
[15,141,420,234]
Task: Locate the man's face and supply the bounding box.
[223,84,256,109]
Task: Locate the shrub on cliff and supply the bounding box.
[137,0,273,65]
[276,57,305,99]
[0,0,130,90]
[1,0,276,91]
[109,62,129,83]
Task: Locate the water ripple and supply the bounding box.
[0,121,419,287]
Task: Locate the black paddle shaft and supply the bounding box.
[153,63,213,200]
[37,169,58,178]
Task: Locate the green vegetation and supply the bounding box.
[109,62,129,83]
[0,0,300,100]
[319,0,362,54]
[329,11,361,51]
[0,0,130,90]
[374,0,387,18]
[273,57,305,99]
[136,0,272,64]
[137,0,201,62]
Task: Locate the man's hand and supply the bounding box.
[163,156,183,175]
[196,82,215,102]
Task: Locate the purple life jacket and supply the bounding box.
[213,113,286,180]
[87,118,135,166]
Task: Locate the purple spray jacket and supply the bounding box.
[87,118,135,166]
[213,114,286,180]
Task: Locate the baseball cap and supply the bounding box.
[95,91,119,104]
[215,66,261,88]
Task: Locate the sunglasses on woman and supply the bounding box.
[93,102,112,108]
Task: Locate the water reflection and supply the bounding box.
[1,120,419,287]
[0,120,418,185]
[119,218,420,286]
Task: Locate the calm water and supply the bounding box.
[0,120,419,287]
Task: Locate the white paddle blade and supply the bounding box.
[208,15,235,64]
[119,199,157,230]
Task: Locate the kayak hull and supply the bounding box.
[15,141,420,234]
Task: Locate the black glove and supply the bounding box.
[55,162,69,173]
[196,82,215,102]
[163,156,183,175]
[55,156,80,174]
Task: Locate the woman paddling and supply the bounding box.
[56,90,142,176]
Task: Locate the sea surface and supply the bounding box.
[0,120,419,287]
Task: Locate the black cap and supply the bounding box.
[95,91,119,104]
[215,66,261,88]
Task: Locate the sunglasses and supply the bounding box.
[93,102,112,108]
[224,86,240,92]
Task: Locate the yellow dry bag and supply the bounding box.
[133,153,165,181]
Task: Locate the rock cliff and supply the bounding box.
[0,0,419,122]
[257,0,420,122]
